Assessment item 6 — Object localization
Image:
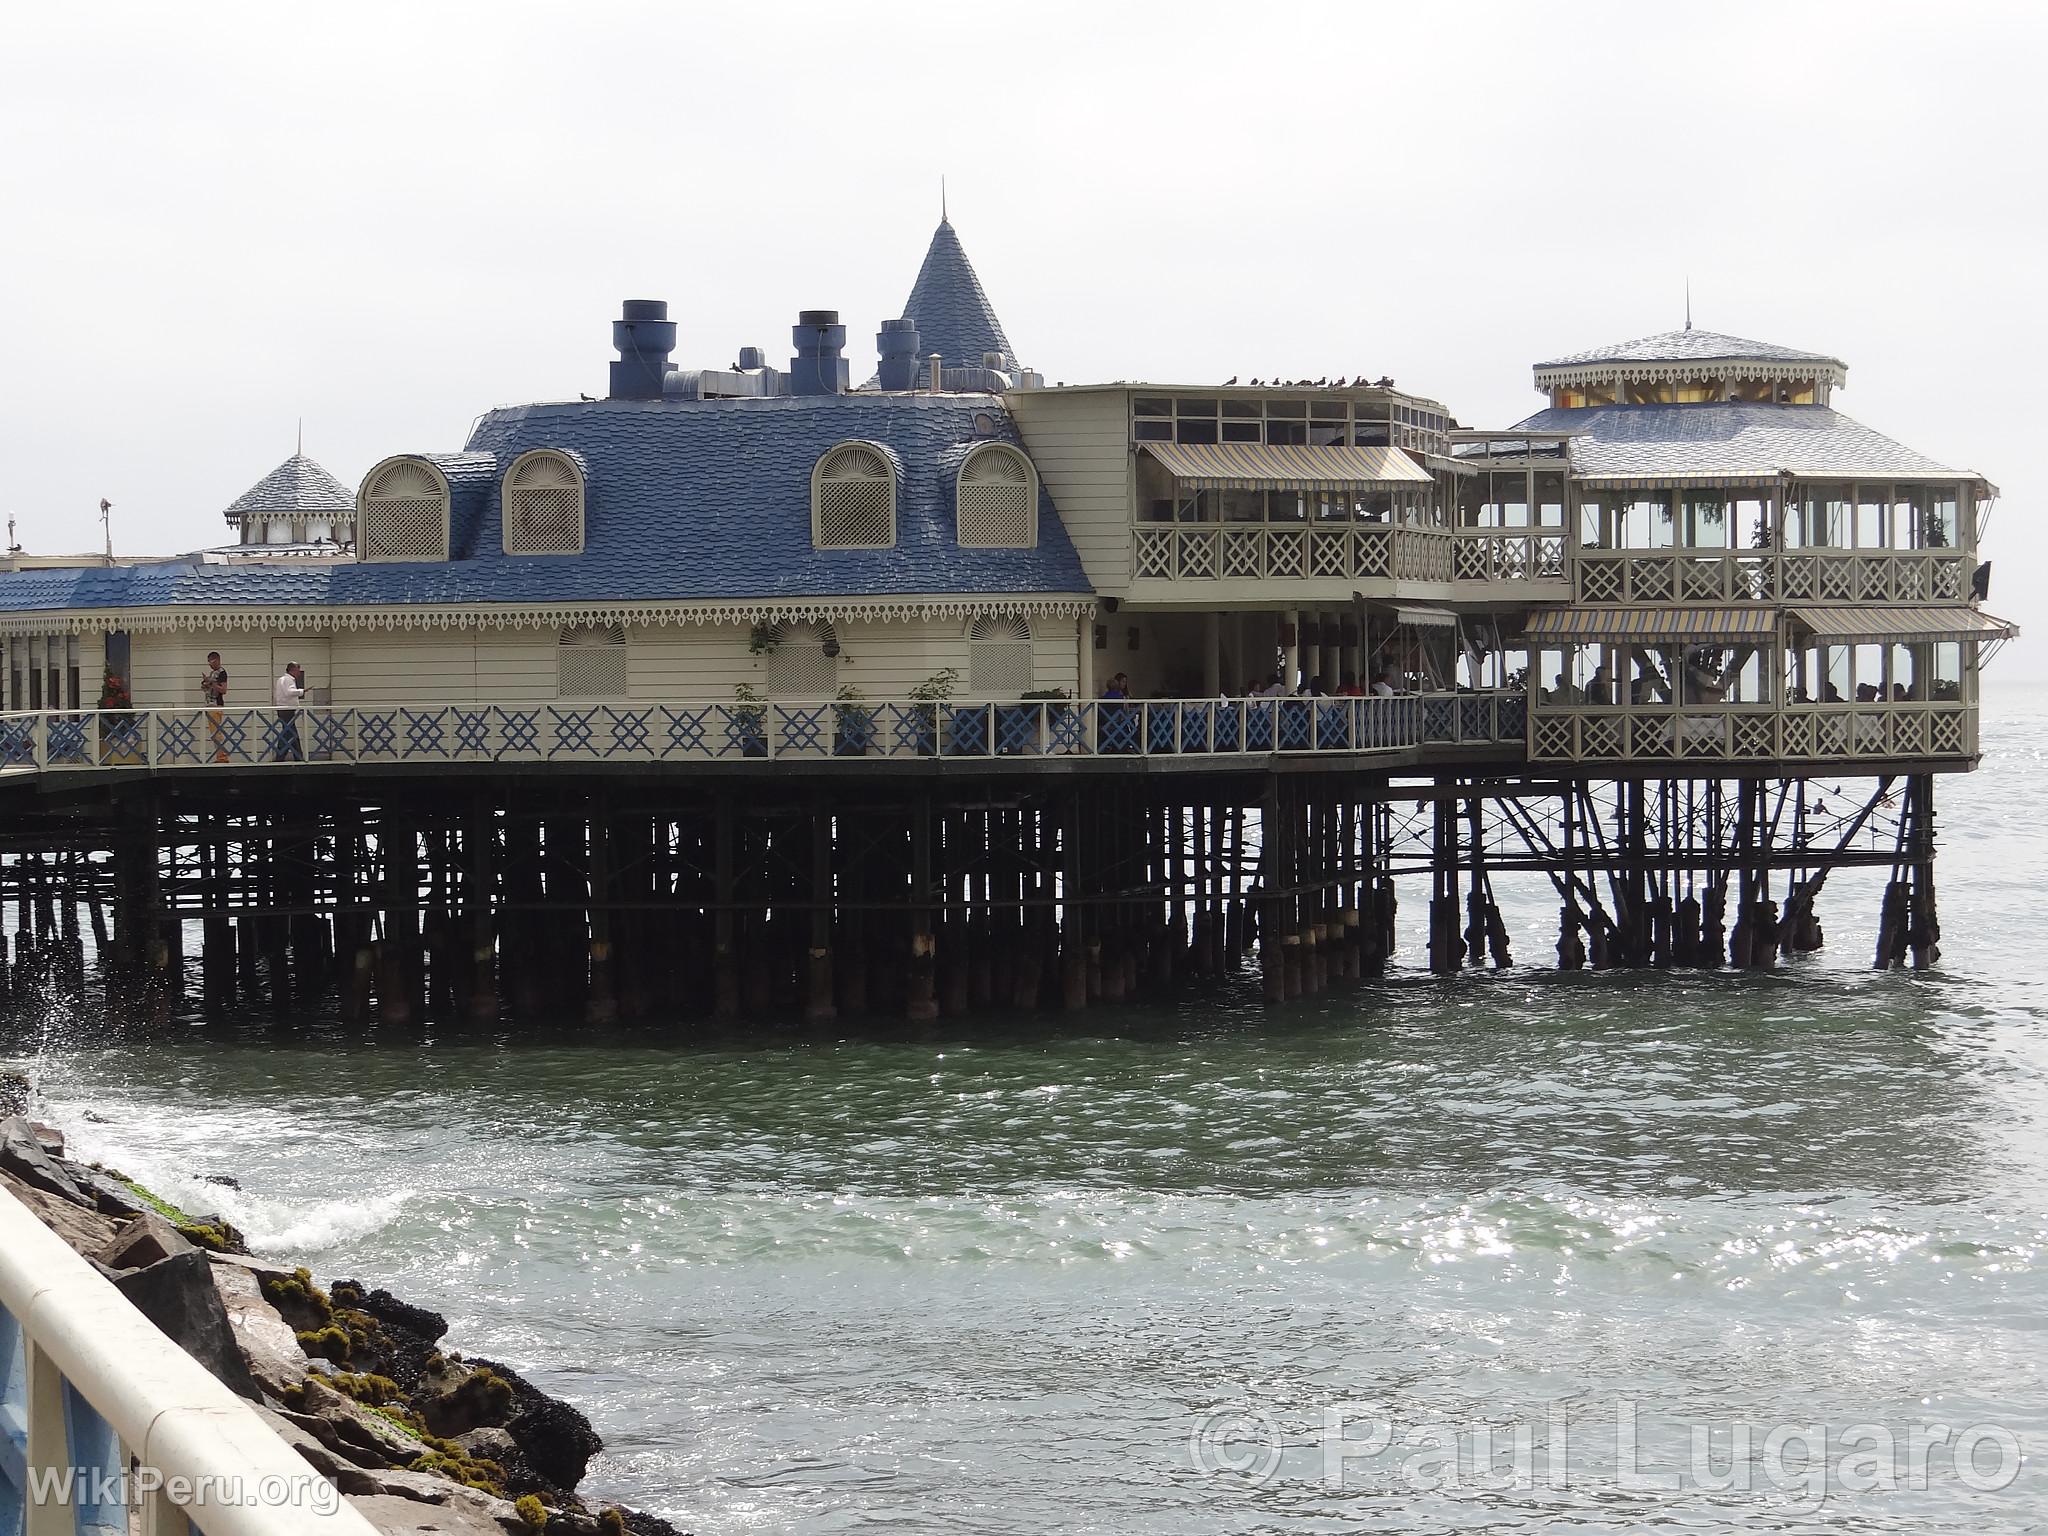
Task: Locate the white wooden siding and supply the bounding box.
[1006,389,1134,590]
[129,631,277,710]
[116,616,1085,710]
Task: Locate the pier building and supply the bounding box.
[0,215,2017,1022]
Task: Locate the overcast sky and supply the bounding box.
[2,1,2040,673]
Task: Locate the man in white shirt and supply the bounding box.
[272,663,305,761]
[1371,668,1397,698]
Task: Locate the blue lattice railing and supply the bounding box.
[0,694,1537,777]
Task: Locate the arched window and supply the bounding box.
[957,444,1037,548]
[966,615,1033,697]
[358,458,450,562]
[811,444,896,548]
[504,450,585,554]
[763,621,841,698]
[557,623,626,699]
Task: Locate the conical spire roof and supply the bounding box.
[221,454,352,523]
[900,218,1015,374]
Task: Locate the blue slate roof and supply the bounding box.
[0,394,1091,617]
[901,219,1015,372]
[221,454,352,521]
[1537,328,1843,369]
[1517,402,1973,480]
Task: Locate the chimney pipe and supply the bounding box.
[877,317,921,391]
[788,309,849,397]
[608,299,677,401]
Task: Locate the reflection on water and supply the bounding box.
[8,688,2048,1533]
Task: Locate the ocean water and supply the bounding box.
[11,683,2048,1533]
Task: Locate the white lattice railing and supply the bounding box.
[1,1185,379,1535]
[1572,548,1972,605]
[0,695,1531,777]
[1130,525,1471,584]
[1527,702,1976,763]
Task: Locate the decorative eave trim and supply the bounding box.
[0,594,1101,637]
[1533,358,1849,392]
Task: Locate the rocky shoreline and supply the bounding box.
[1,1070,685,1536]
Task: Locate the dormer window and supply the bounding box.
[504,450,585,554]
[812,444,896,548]
[956,444,1037,548]
[359,458,450,562]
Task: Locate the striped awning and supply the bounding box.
[1788,606,2020,644]
[1522,605,1777,641]
[1388,605,1458,629]
[1144,441,1430,490]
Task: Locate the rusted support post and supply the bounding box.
[376,815,420,1027]
[1060,792,1088,1011]
[465,799,498,1022]
[805,795,837,1024]
[908,792,938,1021]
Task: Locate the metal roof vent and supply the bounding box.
[609,300,677,401]
[789,310,849,397]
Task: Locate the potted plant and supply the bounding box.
[833,685,874,756]
[909,667,959,756]
[729,683,768,758]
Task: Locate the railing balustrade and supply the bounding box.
[0,694,1533,778]
[1527,702,1975,763]
[1131,525,1476,584]
[1572,547,1971,605]
[1,1186,381,1535]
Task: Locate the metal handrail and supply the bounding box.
[0,1185,380,1535]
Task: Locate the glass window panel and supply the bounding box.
[1221,420,1261,442]
[1536,472,1565,527]
[1310,400,1347,419]
[1491,471,1530,528]
[1267,399,1307,418]
[1923,489,1959,549]
[1726,494,1767,549]
[1934,642,1963,701]
[1266,419,1308,446]
[1220,490,1264,522]
[1458,476,1484,528]
[1134,419,1171,441]
[1134,397,1171,418]
[1174,418,1219,444]
[1221,399,1260,418]
[1855,486,1888,548]
[1175,399,1218,417]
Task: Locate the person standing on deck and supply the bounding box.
[272,662,305,761]
[199,651,228,762]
